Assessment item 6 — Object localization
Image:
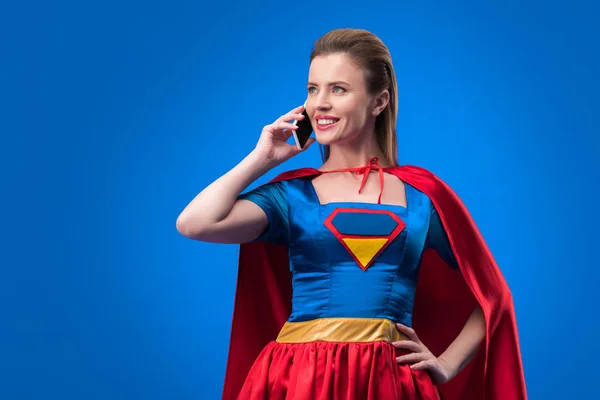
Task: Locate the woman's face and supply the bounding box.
[305,53,383,146]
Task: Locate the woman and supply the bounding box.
[177,29,526,400]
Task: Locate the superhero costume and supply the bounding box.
[221,158,527,400]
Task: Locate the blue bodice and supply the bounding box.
[238,176,457,327]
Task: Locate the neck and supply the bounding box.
[321,134,387,170]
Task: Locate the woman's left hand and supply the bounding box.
[393,323,454,385]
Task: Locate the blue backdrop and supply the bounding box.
[2,0,598,399]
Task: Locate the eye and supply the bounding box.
[307,86,317,94]
[332,85,346,93]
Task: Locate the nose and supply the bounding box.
[315,92,332,111]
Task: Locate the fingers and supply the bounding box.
[268,121,298,137]
[279,113,305,124]
[276,105,306,123]
[290,104,305,114]
[396,323,420,343]
[391,340,421,352]
[410,359,436,370]
[265,105,308,141]
[277,121,299,131]
[396,352,430,364]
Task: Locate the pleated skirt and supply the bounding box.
[237,340,441,400]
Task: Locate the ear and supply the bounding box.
[371,90,390,117]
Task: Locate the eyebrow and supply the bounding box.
[307,81,351,87]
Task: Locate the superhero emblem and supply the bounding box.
[324,208,406,271]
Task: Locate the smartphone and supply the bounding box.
[291,103,313,150]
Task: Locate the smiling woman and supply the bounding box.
[176,28,527,400]
[307,32,398,166]
[307,53,386,147]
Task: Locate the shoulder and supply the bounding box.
[268,167,321,184]
[241,166,319,201]
[392,165,455,193]
[393,164,442,182]
[390,165,462,211]
[242,179,287,199]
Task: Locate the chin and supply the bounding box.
[314,130,343,146]
[315,130,360,147]
[314,136,338,147]
[315,135,330,145]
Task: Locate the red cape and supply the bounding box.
[221,165,527,400]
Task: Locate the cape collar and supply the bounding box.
[317,156,387,204]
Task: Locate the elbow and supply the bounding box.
[176,213,205,239]
[175,214,191,237]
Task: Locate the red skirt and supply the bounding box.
[237,340,441,400]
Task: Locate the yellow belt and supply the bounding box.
[276,317,409,343]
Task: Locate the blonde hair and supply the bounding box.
[310,28,399,166]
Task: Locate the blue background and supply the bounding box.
[2,0,598,399]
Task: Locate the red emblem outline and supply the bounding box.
[323,208,406,271]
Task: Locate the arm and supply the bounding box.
[176,104,312,244]
[425,206,486,375]
[394,204,485,383]
[438,305,486,380]
[175,150,275,244]
[395,305,486,384]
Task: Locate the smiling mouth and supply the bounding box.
[316,118,339,130]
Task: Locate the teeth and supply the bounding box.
[318,119,337,125]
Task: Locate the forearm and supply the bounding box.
[438,305,486,379]
[176,150,275,232]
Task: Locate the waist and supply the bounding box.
[276,317,409,343]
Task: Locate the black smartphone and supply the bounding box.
[292,104,313,150]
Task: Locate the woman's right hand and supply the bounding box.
[253,105,316,165]
[177,105,315,243]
